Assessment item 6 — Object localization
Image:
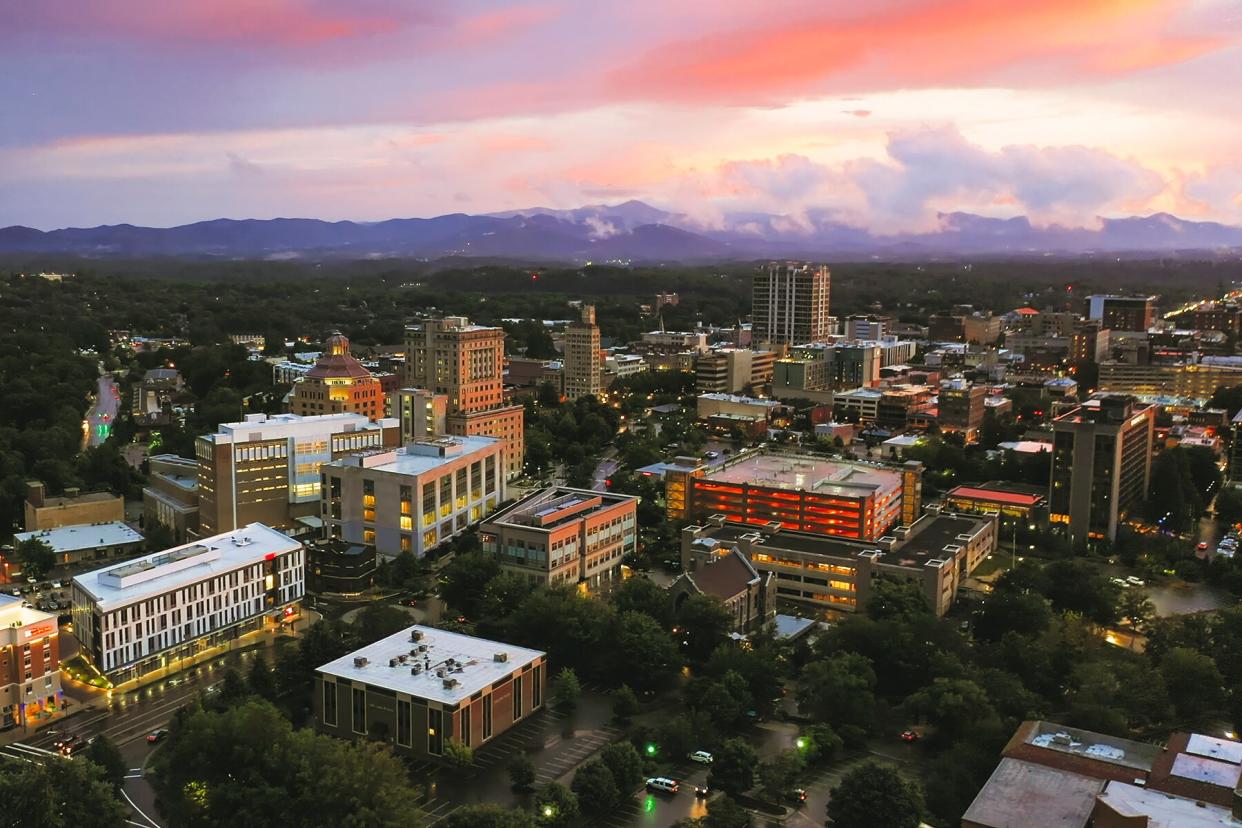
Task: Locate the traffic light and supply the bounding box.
[645,742,658,757]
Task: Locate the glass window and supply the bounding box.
[396,699,411,747]
[483,694,493,740]
[322,680,338,726]
[428,708,443,755]
[513,674,523,720]
[351,687,366,734]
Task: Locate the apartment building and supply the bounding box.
[563,305,602,400]
[70,524,304,686]
[752,262,832,346]
[142,454,200,543]
[196,412,400,536]
[681,508,996,618]
[289,333,387,422]
[404,317,525,479]
[321,436,505,559]
[24,481,123,532]
[315,625,545,760]
[0,594,61,729]
[480,487,638,593]
[1050,396,1155,548]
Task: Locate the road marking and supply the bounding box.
[121,788,161,828]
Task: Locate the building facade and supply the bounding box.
[938,380,988,441]
[752,262,832,346]
[315,626,546,760]
[1086,294,1157,332]
[289,333,387,422]
[695,349,775,395]
[1097,360,1242,403]
[70,524,304,686]
[480,487,638,593]
[0,594,61,729]
[14,522,145,568]
[322,437,505,559]
[142,454,200,543]
[563,305,602,400]
[24,481,124,532]
[196,412,400,536]
[305,538,376,596]
[1050,396,1155,548]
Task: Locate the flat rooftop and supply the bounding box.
[206,412,396,443]
[1021,721,1162,773]
[317,625,544,705]
[0,593,59,629]
[704,451,902,498]
[946,483,1047,507]
[72,523,299,611]
[485,487,636,532]
[1096,781,1237,827]
[16,521,144,553]
[327,436,500,477]
[31,489,120,508]
[963,758,1103,828]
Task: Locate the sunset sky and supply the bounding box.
[3,0,1241,230]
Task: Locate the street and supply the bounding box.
[84,372,120,448]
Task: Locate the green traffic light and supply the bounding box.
[796,737,806,750]
[645,743,658,756]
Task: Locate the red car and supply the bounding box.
[901,730,920,743]
[146,729,169,744]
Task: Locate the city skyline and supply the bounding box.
[3,1,1241,231]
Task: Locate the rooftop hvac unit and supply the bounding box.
[417,643,428,652]
[442,678,458,690]
[445,657,456,666]
[411,664,423,675]
[493,652,509,663]
[353,657,369,668]
[452,665,465,673]
[409,629,424,642]
[389,658,400,668]
[436,668,446,678]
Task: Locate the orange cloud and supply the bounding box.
[609,0,1226,104]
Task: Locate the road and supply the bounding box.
[84,372,120,448]
[592,451,620,491]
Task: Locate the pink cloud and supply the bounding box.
[451,3,562,47]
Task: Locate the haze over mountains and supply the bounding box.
[3,201,1242,261]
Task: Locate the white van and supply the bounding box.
[646,777,680,794]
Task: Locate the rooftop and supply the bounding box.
[16,521,144,554]
[962,758,1103,828]
[0,593,59,630]
[29,489,120,508]
[205,411,396,444]
[317,625,544,705]
[698,393,779,407]
[326,436,500,477]
[1020,721,1162,773]
[679,549,760,599]
[703,451,903,498]
[72,523,299,611]
[1096,781,1238,827]
[946,483,1047,508]
[484,487,637,532]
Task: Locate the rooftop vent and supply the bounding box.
[493,652,509,663]
[410,629,424,642]
[353,656,369,668]
[410,664,423,675]
[436,668,446,678]
[442,677,459,690]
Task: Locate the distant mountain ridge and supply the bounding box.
[3,201,1242,261]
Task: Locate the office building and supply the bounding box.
[963,721,1242,828]
[14,522,144,568]
[480,487,638,592]
[938,379,988,441]
[404,317,526,479]
[314,625,546,760]
[1169,301,1242,337]
[131,368,184,425]
[142,454,200,543]
[1230,409,1242,486]
[843,314,890,341]
[70,524,305,686]
[929,310,1002,345]
[289,333,387,422]
[196,412,400,537]
[682,508,996,618]
[272,360,314,385]
[24,481,123,532]
[1070,319,1110,364]
[695,348,775,394]
[394,388,447,444]
[752,262,832,346]
[1097,359,1242,403]
[666,449,922,542]
[641,330,708,354]
[305,538,376,597]
[563,305,602,400]
[1050,396,1155,548]
[322,436,505,559]
[0,593,62,730]
[696,393,779,437]
[943,482,1048,524]
[1086,294,1157,333]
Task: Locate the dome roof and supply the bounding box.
[306,332,375,380]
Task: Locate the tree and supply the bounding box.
[865,578,933,623]
[612,685,639,722]
[442,805,537,828]
[703,796,754,828]
[550,667,581,711]
[533,782,580,828]
[611,611,680,691]
[827,762,923,828]
[143,520,176,552]
[677,594,734,664]
[440,552,502,619]
[600,741,643,795]
[1217,486,1242,526]
[797,653,877,732]
[15,537,55,580]
[904,678,996,743]
[0,753,129,828]
[216,667,250,708]
[444,739,475,770]
[509,754,536,791]
[354,603,414,645]
[708,738,758,796]
[1159,647,1225,720]
[1118,590,1155,630]
[800,723,843,765]
[246,652,277,701]
[572,759,621,815]
[84,733,128,792]
[613,577,675,627]
[758,749,804,800]
[974,589,1052,642]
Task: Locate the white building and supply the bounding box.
[14,521,145,567]
[70,523,304,686]
[321,436,505,559]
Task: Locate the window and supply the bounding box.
[533,664,542,708]
[482,694,493,740]
[322,681,338,726]
[428,708,444,755]
[396,699,411,747]
[352,687,367,734]
[513,674,523,720]
[460,703,472,746]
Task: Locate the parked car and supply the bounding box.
[1125,576,1145,587]
[398,597,418,607]
[689,750,714,764]
[646,777,680,795]
[901,730,921,743]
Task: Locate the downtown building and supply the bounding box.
[480,487,638,592]
[195,412,400,537]
[289,333,387,422]
[315,625,545,760]
[562,305,602,400]
[321,436,505,559]
[1085,294,1158,333]
[0,594,61,729]
[752,262,832,347]
[70,524,305,686]
[1050,395,1155,548]
[405,317,525,479]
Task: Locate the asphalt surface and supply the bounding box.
[85,373,120,448]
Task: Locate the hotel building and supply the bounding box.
[70,524,304,686]
[196,412,400,536]
[321,436,505,559]
[315,625,545,760]
[0,594,61,729]
[480,487,638,592]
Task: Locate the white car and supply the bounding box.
[1125,576,1145,587]
[689,750,714,765]
[1110,577,1130,588]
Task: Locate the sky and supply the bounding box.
[2,0,1241,231]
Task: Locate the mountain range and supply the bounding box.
[3,201,1242,261]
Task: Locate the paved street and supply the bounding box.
[84,372,119,448]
